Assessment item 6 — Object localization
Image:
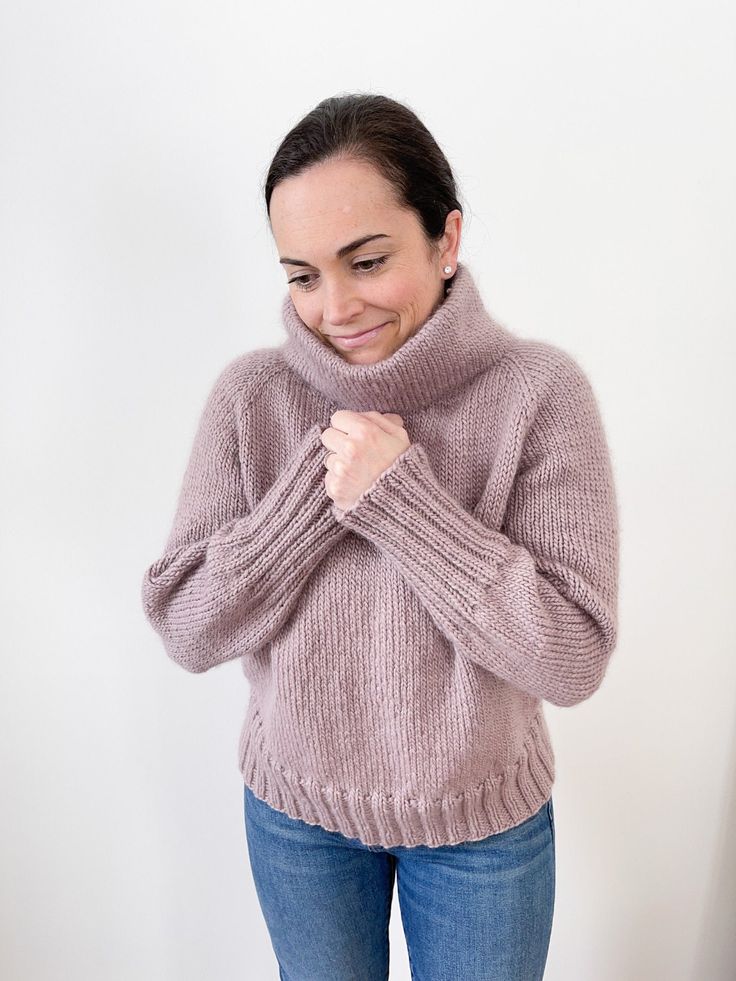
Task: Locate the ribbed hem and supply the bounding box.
[238,710,555,849]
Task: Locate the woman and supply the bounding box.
[141,93,619,980]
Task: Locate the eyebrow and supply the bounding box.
[279,233,391,267]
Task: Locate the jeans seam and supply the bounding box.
[383,862,392,981]
[546,798,555,843]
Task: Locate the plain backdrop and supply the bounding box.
[1,1,734,979]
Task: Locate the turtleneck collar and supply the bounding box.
[279,260,514,412]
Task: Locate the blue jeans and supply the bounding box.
[244,784,555,980]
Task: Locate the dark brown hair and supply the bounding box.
[263,93,463,285]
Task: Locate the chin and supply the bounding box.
[344,347,391,365]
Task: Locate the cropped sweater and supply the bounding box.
[140,260,620,849]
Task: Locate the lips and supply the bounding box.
[335,323,386,339]
[331,321,389,349]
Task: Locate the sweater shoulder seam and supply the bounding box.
[216,350,293,420]
[496,339,589,423]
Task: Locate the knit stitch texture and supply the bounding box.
[141,260,620,848]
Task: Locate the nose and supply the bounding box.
[321,276,364,329]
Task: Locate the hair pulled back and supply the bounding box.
[264,93,463,281]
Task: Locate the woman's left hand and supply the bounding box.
[320,410,410,512]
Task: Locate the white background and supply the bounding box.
[2,1,734,978]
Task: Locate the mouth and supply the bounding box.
[331,322,389,349]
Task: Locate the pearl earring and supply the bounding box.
[443,265,452,274]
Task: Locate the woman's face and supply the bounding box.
[269,156,462,365]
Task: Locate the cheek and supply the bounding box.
[399,296,423,328]
[292,294,320,330]
[379,285,415,322]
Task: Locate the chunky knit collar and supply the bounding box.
[279,260,513,412]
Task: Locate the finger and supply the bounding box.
[320,426,351,455]
[330,409,368,432]
[360,410,404,433]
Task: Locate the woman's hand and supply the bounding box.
[320,410,410,512]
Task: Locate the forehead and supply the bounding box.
[270,157,410,249]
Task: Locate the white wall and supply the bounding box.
[2,1,734,978]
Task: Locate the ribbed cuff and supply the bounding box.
[207,422,341,597]
[330,442,510,621]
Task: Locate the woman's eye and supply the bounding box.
[288,255,389,291]
[289,274,315,290]
[353,256,388,272]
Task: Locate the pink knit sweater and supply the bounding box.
[141,260,619,848]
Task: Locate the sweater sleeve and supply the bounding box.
[141,365,347,674]
[331,354,620,708]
